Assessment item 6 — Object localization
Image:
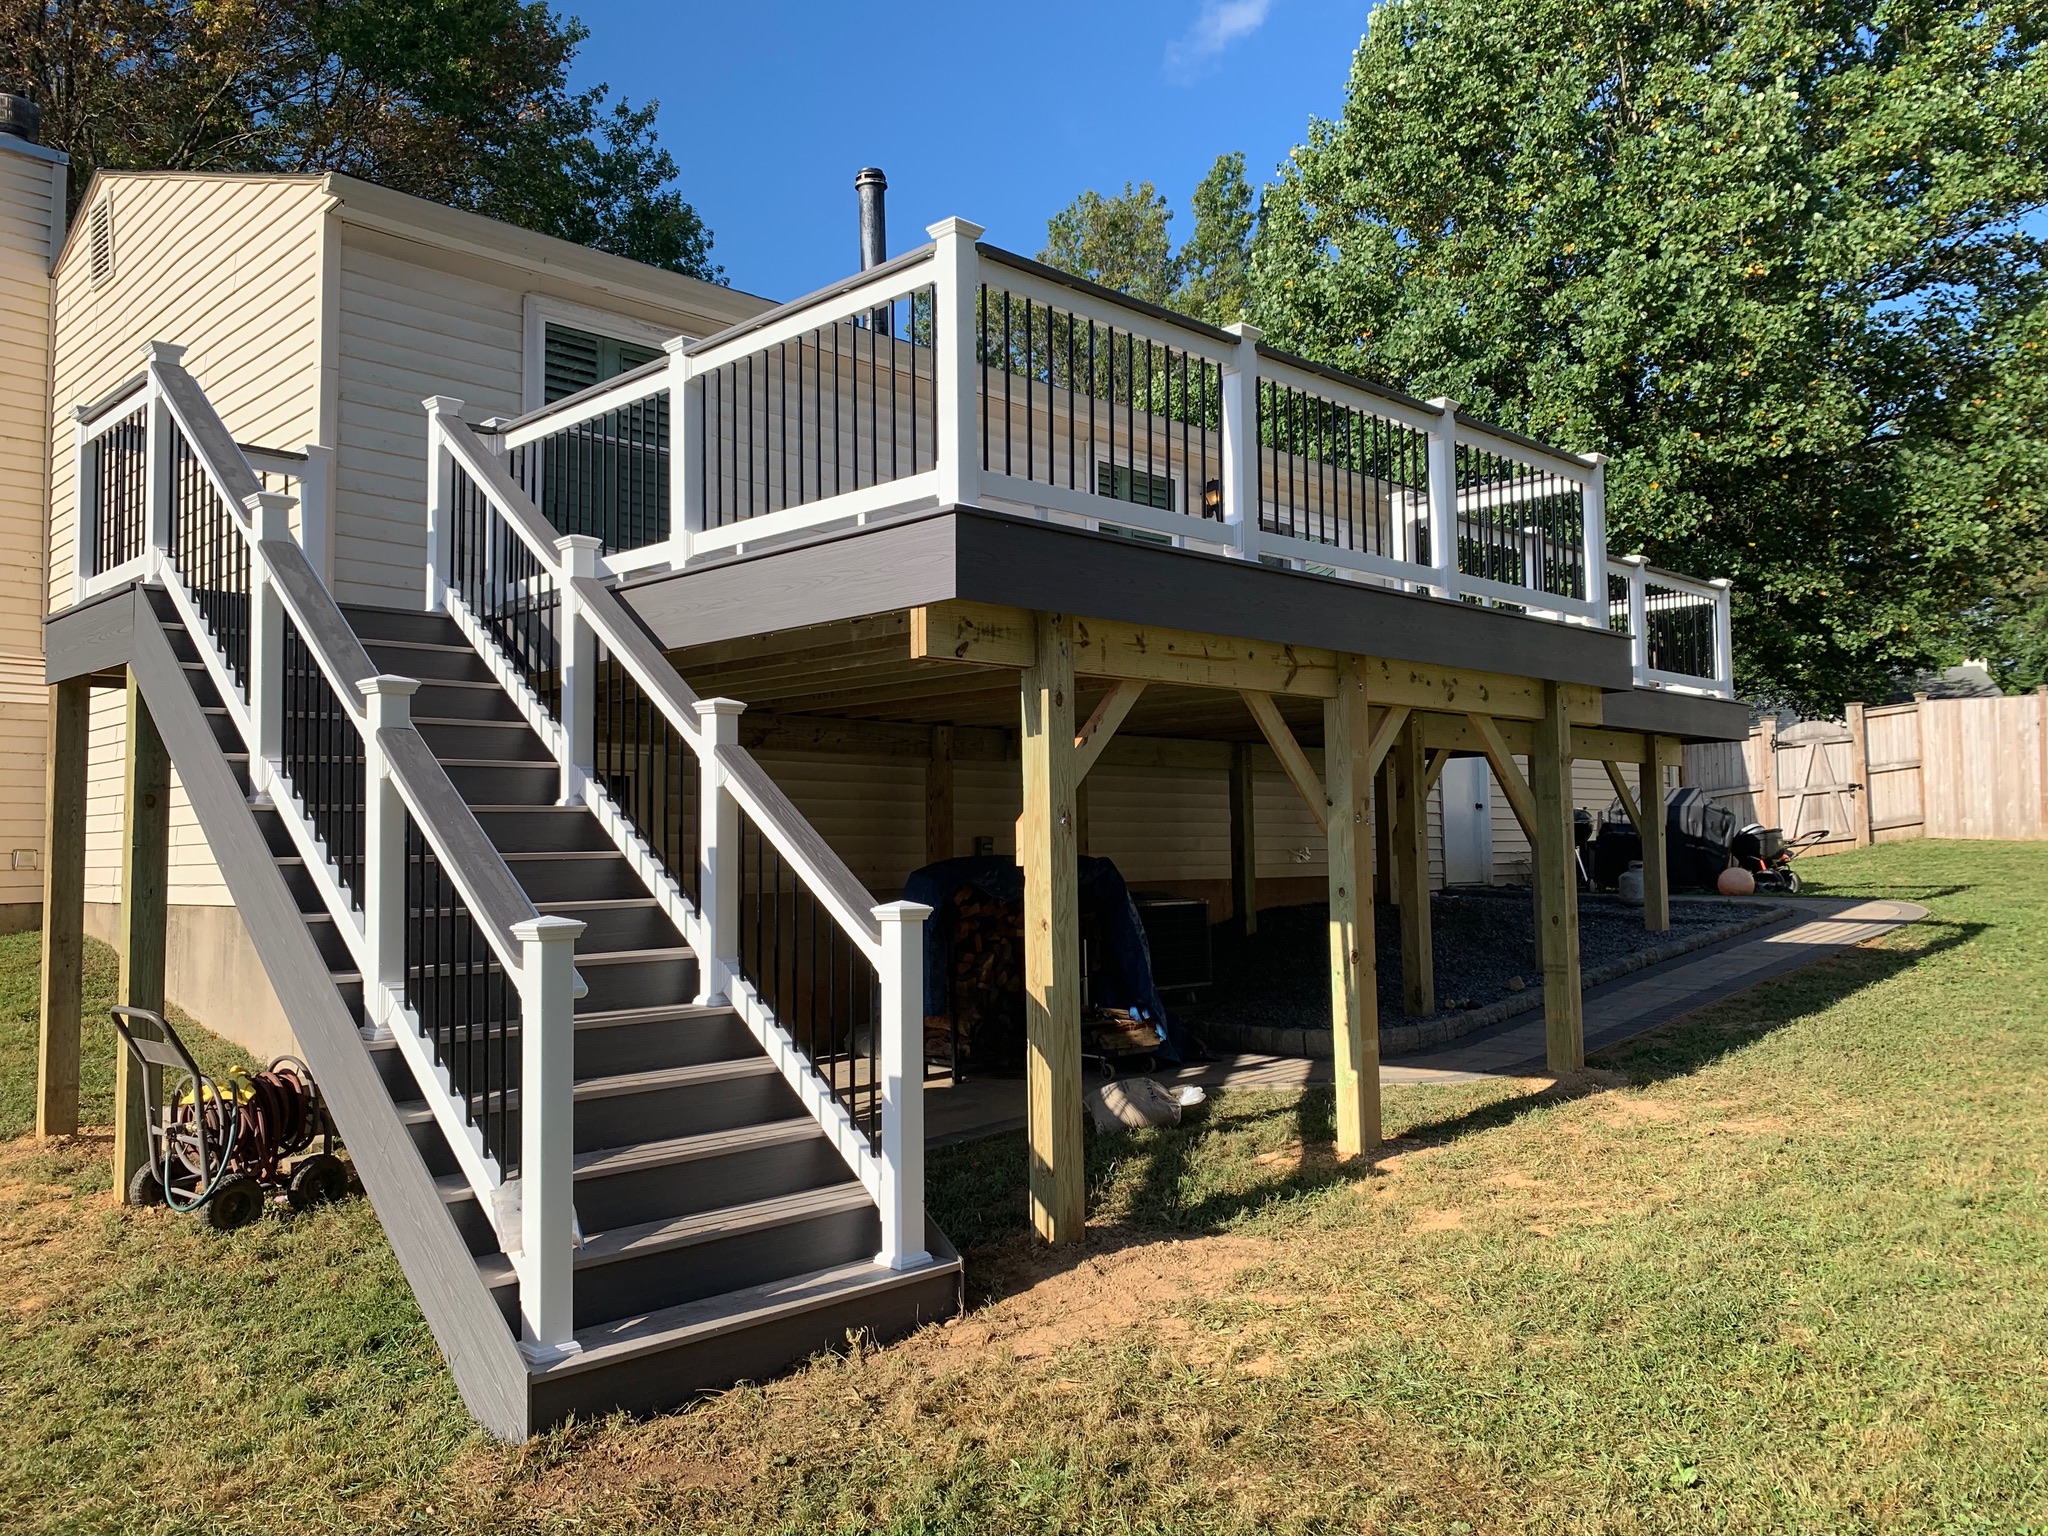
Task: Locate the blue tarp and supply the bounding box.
[901,855,1189,1064]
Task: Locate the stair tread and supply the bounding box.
[541,1252,960,1378]
[357,636,472,654]
[575,1056,779,1100]
[575,1001,735,1029]
[574,945,694,966]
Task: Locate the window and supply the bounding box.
[1095,460,1176,513]
[87,197,113,286]
[542,322,664,404]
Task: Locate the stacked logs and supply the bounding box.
[925,886,1027,1073]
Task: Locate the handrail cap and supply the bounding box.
[873,900,934,925]
[926,216,985,241]
[511,914,587,943]
[142,339,188,366]
[422,394,466,415]
[358,673,422,698]
[693,697,748,718]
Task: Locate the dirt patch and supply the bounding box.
[1595,1097,1685,1125]
[1409,1208,1469,1233]
[939,1231,1280,1363]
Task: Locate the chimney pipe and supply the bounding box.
[0,94,40,144]
[855,167,887,271]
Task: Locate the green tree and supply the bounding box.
[1039,153,1259,325]
[0,0,718,278]
[1251,0,2048,713]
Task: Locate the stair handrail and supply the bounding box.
[426,403,933,1271]
[98,341,586,1363]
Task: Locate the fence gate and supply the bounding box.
[1771,721,1858,849]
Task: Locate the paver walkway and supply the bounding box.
[923,895,1925,1145]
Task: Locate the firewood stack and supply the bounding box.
[924,886,1028,1073]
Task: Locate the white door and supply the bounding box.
[1441,757,1493,886]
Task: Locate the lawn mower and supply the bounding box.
[110,1005,348,1230]
[1729,824,1832,894]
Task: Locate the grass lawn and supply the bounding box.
[2,839,2045,1534]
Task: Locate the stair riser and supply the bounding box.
[575,1071,799,1152]
[557,906,684,954]
[251,809,297,856]
[275,859,323,908]
[304,917,356,970]
[203,710,242,754]
[573,1133,848,1232]
[575,1012,758,1077]
[576,957,698,1015]
[447,763,561,804]
[511,857,648,904]
[419,721,556,764]
[528,1264,960,1429]
[364,643,497,684]
[401,1113,462,1178]
[345,607,468,645]
[472,811,617,854]
[179,662,225,713]
[572,1204,881,1329]
[407,683,528,722]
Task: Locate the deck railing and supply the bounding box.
[428,403,933,1270]
[72,344,585,1365]
[471,217,1732,694]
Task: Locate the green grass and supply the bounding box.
[3,842,2046,1533]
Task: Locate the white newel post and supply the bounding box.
[1622,554,1650,683]
[422,396,464,611]
[143,342,186,575]
[873,899,933,1270]
[299,443,335,583]
[667,338,699,568]
[358,674,422,1040]
[1221,323,1262,561]
[1711,578,1735,696]
[511,912,586,1362]
[1425,396,1460,600]
[244,491,294,798]
[554,535,601,805]
[1582,453,1609,625]
[928,217,986,511]
[693,698,747,1005]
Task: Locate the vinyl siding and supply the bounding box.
[0,141,64,907]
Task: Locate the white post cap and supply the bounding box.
[925,216,986,242]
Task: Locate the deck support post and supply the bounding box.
[873,900,934,1269]
[694,698,747,1005]
[1641,740,1673,932]
[37,677,91,1139]
[1374,758,1395,906]
[926,726,954,866]
[1394,713,1433,1017]
[114,674,171,1199]
[1532,682,1584,1072]
[1228,742,1257,933]
[1324,657,1381,1157]
[1020,611,1083,1244]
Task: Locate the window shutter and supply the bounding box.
[543,323,666,403]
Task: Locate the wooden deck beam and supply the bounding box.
[36,677,90,1139]
[1019,613,1084,1244]
[1324,657,1381,1157]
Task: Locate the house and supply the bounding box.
[11,109,1749,1438]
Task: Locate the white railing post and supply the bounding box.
[511,912,586,1364]
[928,217,985,511]
[299,443,334,584]
[142,342,186,574]
[1425,397,1459,599]
[667,338,699,568]
[1581,453,1609,625]
[1620,554,1650,683]
[357,674,421,1040]
[244,491,294,798]
[1711,577,1735,696]
[1221,323,1262,561]
[555,534,601,804]
[71,403,94,595]
[693,698,747,1005]
[872,899,933,1270]
[422,396,464,612]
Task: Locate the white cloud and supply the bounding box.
[1164,0,1276,82]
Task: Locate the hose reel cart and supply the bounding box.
[111,1006,348,1230]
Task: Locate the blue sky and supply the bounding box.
[566,1,1375,302]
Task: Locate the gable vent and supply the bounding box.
[88,198,113,286]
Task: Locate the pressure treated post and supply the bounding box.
[1394,713,1433,1017]
[1324,657,1381,1157]
[1228,742,1258,934]
[926,725,954,866]
[1374,758,1396,906]
[1639,737,1671,934]
[1020,611,1083,1244]
[37,677,91,1138]
[114,675,171,1198]
[1846,702,1872,847]
[1532,682,1583,1072]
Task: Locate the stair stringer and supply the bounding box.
[77,587,534,1439]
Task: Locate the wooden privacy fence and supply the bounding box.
[1682,688,2048,852]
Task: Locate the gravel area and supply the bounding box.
[1186,889,1761,1038]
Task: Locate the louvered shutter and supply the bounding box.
[538,324,672,550]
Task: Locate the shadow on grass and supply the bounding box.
[930,914,1979,1293]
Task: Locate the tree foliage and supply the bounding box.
[0,0,718,277]
[1250,0,2048,712]
[1040,153,1258,326]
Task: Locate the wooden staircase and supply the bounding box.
[142,586,960,1429]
